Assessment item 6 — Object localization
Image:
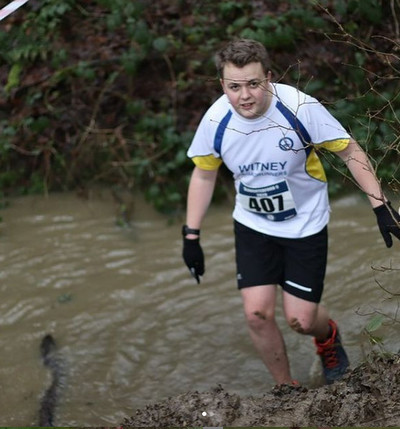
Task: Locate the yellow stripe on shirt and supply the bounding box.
[306,148,327,181]
[319,138,350,152]
[191,154,222,170]
[306,138,350,182]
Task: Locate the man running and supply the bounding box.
[182,39,400,385]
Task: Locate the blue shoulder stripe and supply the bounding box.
[214,110,232,155]
[276,101,312,156]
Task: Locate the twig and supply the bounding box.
[391,0,400,39]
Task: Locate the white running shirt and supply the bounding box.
[187,83,351,238]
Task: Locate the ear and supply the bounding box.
[220,78,226,93]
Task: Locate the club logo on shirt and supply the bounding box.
[279,137,294,151]
[238,161,288,177]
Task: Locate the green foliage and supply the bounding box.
[318,0,383,24]
[241,2,326,49]
[365,314,384,333]
[346,0,383,24]
[0,0,399,213]
[5,63,22,93]
[129,111,194,213]
[0,0,74,65]
[361,298,398,355]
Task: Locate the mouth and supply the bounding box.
[240,102,255,110]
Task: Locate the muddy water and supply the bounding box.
[0,190,398,426]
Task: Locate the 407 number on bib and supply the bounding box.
[238,181,297,222]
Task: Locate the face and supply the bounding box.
[221,62,272,119]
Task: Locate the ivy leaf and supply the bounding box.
[153,37,169,53]
[365,314,384,333]
[5,63,22,93]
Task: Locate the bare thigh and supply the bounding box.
[241,284,278,322]
[282,290,328,335]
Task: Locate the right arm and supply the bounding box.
[185,166,219,237]
[182,166,218,283]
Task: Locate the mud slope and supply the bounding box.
[122,353,400,427]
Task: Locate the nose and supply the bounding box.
[240,85,251,100]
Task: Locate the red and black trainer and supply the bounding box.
[314,319,350,384]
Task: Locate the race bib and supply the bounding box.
[238,180,297,221]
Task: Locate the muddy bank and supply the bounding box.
[122,353,400,427]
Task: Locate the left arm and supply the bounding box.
[335,138,386,208]
[336,138,400,247]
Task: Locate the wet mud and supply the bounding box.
[122,353,400,427]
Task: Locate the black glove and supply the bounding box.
[182,237,204,283]
[373,201,400,248]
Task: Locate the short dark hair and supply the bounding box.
[215,39,271,78]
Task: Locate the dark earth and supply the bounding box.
[121,353,400,427]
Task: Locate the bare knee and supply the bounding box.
[245,309,275,332]
[287,316,315,335]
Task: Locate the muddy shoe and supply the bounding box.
[314,319,349,384]
[272,380,306,396]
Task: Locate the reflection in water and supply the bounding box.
[0,191,398,425]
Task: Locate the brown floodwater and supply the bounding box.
[0,190,398,426]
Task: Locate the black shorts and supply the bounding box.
[234,220,328,303]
